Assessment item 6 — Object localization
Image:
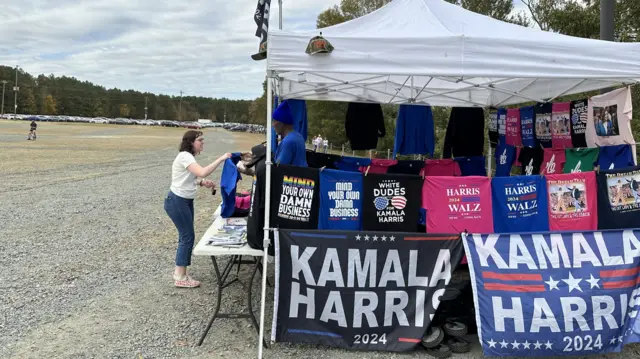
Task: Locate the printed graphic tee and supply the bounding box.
[421,159,461,177]
[517,147,544,175]
[586,87,636,163]
[497,108,507,146]
[597,167,640,230]
[491,175,549,233]
[489,108,498,148]
[362,174,422,231]
[318,169,363,230]
[563,148,599,173]
[455,156,487,177]
[546,172,598,231]
[552,102,573,149]
[570,99,588,148]
[541,148,566,175]
[494,143,516,177]
[270,165,320,229]
[597,144,635,171]
[520,106,536,148]
[535,102,553,148]
[423,176,493,234]
[505,108,521,147]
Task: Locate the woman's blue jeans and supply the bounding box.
[164,191,195,267]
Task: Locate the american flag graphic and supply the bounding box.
[391,196,407,209]
[374,197,389,210]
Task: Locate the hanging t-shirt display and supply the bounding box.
[596,167,640,230]
[318,169,363,230]
[270,165,320,229]
[491,175,549,233]
[517,147,544,175]
[455,156,487,176]
[586,87,635,152]
[505,108,521,147]
[535,102,553,148]
[520,106,535,148]
[570,99,588,148]
[489,108,498,148]
[362,174,422,231]
[597,144,635,170]
[335,156,372,172]
[546,172,598,231]
[421,159,461,177]
[541,148,566,175]
[563,148,599,173]
[423,176,493,234]
[497,108,507,146]
[360,159,397,174]
[551,102,572,149]
[494,143,516,177]
[387,160,424,175]
[305,151,340,170]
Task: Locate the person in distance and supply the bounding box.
[164,130,230,288]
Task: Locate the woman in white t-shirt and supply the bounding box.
[165,130,230,288]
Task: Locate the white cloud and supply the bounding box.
[0,0,339,99]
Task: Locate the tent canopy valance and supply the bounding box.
[266,0,640,107]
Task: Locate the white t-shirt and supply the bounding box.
[586,86,635,163]
[323,140,328,146]
[170,151,198,199]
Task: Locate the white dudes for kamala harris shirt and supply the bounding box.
[170,151,198,199]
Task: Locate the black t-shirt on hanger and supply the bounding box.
[362,173,422,232]
[489,108,499,148]
[387,160,425,175]
[247,159,271,252]
[517,147,544,175]
[306,150,340,169]
[597,167,640,230]
[570,99,588,148]
[534,103,553,148]
[270,164,320,230]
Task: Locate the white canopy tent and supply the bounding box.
[255,0,640,357]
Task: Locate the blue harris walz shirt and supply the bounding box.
[520,106,536,148]
[275,131,308,167]
[318,169,363,230]
[491,175,549,233]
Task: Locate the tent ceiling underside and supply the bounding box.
[273,72,638,107]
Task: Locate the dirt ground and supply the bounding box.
[1,120,639,359]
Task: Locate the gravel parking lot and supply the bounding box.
[1,120,639,359]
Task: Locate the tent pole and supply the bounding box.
[487,146,492,177]
[258,77,274,359]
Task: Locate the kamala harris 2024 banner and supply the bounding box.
[463,230,640,357]
[272,229,464,351]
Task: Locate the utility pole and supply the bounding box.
[13,66,19,116]
[144,96,148,120]
[1,80,6,116]
[600,0,615,94]
[178,90,183,121]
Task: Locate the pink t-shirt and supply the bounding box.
[541,148,566,175]
[423,176,493,234]
[359,159,398,174]
[505,108,521,147]
[586,87,636,163]
[552,102,572,149]
[546,172,597,231]
[421,159,462,177]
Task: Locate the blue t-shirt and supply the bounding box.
[520,106,536,148]
[491,175,549,233]
[318,169,363,230]
[220,153,242,218]
[497,108,507,146]
[597,144,635,171]
[275,131,308,167]
[335,156,372,172]
[455,156,487,176]
[494,143,516,177]
[393,104,435,157]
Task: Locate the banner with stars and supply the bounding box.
[272,229,464,351]
[463,230,640,357]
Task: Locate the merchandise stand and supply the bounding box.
[254,0,640,358]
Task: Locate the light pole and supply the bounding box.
[13,66,19,116]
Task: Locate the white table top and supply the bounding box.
[193,207,264,257]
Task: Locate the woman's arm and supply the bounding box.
[187,153,231,178]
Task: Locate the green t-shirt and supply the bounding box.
[563,148,599,173]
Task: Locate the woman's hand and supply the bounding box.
[219,153,232,161]
[201,180,216,189]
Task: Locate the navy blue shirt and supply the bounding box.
[318,169,363,230]
[335,156,372,172]
[275,131,308,167]
[597,144,635,171]
[492,175,549,233]
[494,143,516,177]
[455,156,487,176]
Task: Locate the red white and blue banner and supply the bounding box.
[272,229,464,351]
[463,230,640,357]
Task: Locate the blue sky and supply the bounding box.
[1,0,530,100]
